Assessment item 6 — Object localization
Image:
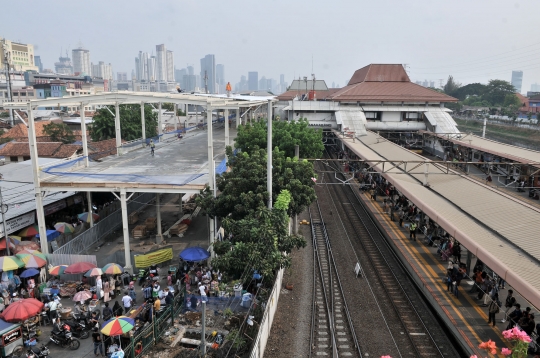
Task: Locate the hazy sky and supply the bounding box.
[4,0,540,92]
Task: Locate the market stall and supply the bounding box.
[0,320,23,357]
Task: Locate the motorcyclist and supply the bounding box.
[52,318,65,339]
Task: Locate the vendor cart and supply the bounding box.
[0,319,23,357]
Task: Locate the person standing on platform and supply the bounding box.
[398,207,404,227]
[487,293,500,326]
[505,304,522,329]
[409,222,417,240]
[501,290,516,323]
[96,276,103,300]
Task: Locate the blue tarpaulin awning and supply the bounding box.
[36,230,61,242]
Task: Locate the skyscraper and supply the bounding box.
[147,56,156,81]
[248,72,258,91]
[166,50,174,82]
[511,71,523,93]
[216,64,225,93]
[137,51,149,81]
[72,47,91,75]
[135,57,140,80]
[175,68,187,88]
[200,54,216,93]
[34,56,43,72]
[92,61,113,80]
[55,54,73,75]
[117,72,128,81]
[156,44,167,81]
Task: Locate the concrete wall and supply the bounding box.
[382,111,401,122]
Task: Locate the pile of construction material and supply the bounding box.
[132,225,147,239]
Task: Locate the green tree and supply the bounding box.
[210,191,306,281]
[503,94,521,108]
[453,83,487,101]
[43,122,75,144]
[443,75,461,96]
[235,118,324,158]
[527,112,533,123]
[198,146,316,220]
[484,79,516,106]
[90,104,158,141]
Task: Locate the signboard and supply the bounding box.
[0,212,35,237]
[2,327,22,346]
[44,200,67,216]
[134,248,173,268]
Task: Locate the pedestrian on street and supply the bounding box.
[501,289,516,323]
[92,326,104,356]
[122,291,133,314]
[149,139,155,156]
[96,276,103,300]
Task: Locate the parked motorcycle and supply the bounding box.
[63,320,90,339]
[49,329,80,350]
[25,345,49,358]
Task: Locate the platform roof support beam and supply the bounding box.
[120,188,133,273]
[267,99,273,209]
[236,108,240,129]
[27,103,49,254]
[224,109,229,149]
[115,102,121,156]
[87,192,94,227]
[158,102,163,137]
[207,104,216,258]
[141,102,146,146]
[156,193,162,244]
[80,102,89,167]
[174,104,178,132]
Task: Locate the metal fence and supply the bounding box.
[53,193,155,255]
[46,253,98,281]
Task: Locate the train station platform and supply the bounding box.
[335,130,540,310]
[354,187,533,357]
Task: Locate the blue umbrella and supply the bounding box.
[179,246,210,262]
[20,268,39,278]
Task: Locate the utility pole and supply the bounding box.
[1,40,14,126]
[0,186,10,256]
[201,301,206,356]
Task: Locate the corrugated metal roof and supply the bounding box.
[424,110,459,134]
[340,130,540,309]
[360,106,452,112]
[426,132,540,165]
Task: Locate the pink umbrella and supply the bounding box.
[64,262,97,274]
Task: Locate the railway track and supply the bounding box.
[313,154,460,357]
[309,200,361,358]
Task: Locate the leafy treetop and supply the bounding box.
[43,122,75,144]
[90,104,158,141]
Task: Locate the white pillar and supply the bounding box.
[115,102,121,156]
[120,188,133,273]
[141,102,146,146]
[87,192,94,227]
[158,102,163,137]
[179,194,183,215]
[236,108,240,129]
[27,103,49,254]
[174,104,178,132]
[207,105,215,255]
[267,100,273,209]
[224,109,229,148]
[80,103,89,167]
[156,193,162,244]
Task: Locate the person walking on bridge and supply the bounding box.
[149,139,155,156]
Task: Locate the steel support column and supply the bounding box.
[27,103,49,254]
[207,105,215,256]
[158,102,163,137]
[141,102,146,146]
[115,102,121,156]
[224,109,229,148]
[87,192,94,227]
[267,99,273,209]
[236,108,240,128]
[80,103,89,167]
[156,193,162,244]
[120,188,133,273]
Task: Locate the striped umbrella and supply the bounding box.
[102,263,124,275]
[18,225,39,237]
[0,256,24,271]
[54,222,75,234]
[17,249,46,260]
[78,212,99,223]
[0,236,21,250]
[84,268,103,277]
[101,316,135,336]
[49,265,68,276]
[15,253,46,269]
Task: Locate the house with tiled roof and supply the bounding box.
[0,142,82,164]
[276,64,459,138]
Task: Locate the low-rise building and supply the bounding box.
[0,142,82,163]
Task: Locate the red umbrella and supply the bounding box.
[64,262,97,274]
[0,298,44,322]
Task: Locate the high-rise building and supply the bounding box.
[531,83,540,92]
[34,56,43,72]
[187,66,194,76]
[135,57,140,80]
[117,72,127,81]
[156,44,167,81]
[166,50,174,82]
[55,53,73,75]
[175,68,187,88]
[200,54,216,93]
[511,70,523,93]
[248,72,258,91]
[147,56,156,81]
[183,74,196,92]
[216,64,225,93]
[72,47,91,75]
[0,37,39,72]
[137,51,149,81]
[91,61,113,80]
